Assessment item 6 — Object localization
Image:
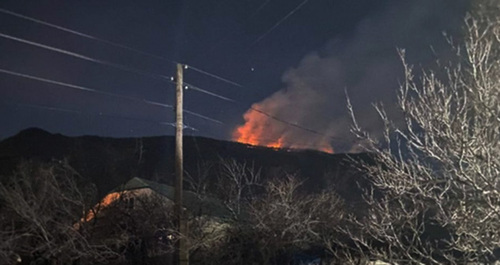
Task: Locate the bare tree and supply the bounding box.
[347,2,500,264]
[0,160,119,264]
[185,161,214,200]
[240,174,345,265]
[185,163,347,265]
[216,157,263,218]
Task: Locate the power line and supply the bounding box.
[183,109,222,125]
[11,100,334,152]
[0,68,223,124]
[0,8,243,89]
[250,0,310,47]
[248,107,343,141]
[186,65,242,88]
[0,32,173,82]
[0,25,333,140]
[0,28,336,140]
[187,126,336,152]
[0,32,240,103]
[250,0,272,18]
[0,68,170,106]
[6,101,197,131]
[181,79,342,141]
[182,67,337,141]
[185,83,236,103]
[0,8,178,65]
[0,9,340,144]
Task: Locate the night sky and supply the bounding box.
[0,0,469,152]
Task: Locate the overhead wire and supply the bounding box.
[5,101,197,131]
[0,8,341,144]
[0,8,243,89]
[247,107,343,141]
[0,31,337,142]
[0,68,222,124]
[0,32,173,82]
[180,79,342,141]
[186,65,242,88]
[184,125,336,152]
[0,8,179,65]
[249,0,310,47]
[185,79,345,143]
[183,109,222,125]
[185,82,236,103]
[174,0,332,141]
[250,0,272,18]
[0,32,240,102]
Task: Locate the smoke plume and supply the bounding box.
[234,0,468,153]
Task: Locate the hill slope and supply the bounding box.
[0,128,370,201]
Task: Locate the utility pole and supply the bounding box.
[174,63,189,265]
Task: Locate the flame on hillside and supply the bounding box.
[233,103,334,154]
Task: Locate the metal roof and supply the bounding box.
[113,177,232,219]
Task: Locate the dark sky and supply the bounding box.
[0,0,469,152]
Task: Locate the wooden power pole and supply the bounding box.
[175,63,189,265]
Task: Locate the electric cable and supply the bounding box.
[0,68,222,124]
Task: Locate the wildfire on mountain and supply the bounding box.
[233,103,333,154]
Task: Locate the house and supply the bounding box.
[78,177,232,264]
[86,177,231,221]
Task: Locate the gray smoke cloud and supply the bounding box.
[235,0,469,153]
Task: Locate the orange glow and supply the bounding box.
[83,192,121,222]
[233,107,268,146]
[233,105,334,154]
[318,145,334,154]
[233,106,285,149]
[266,137,284,149]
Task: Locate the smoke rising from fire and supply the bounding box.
[234,0,468,153]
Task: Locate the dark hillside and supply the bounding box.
[0,128,372,202]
